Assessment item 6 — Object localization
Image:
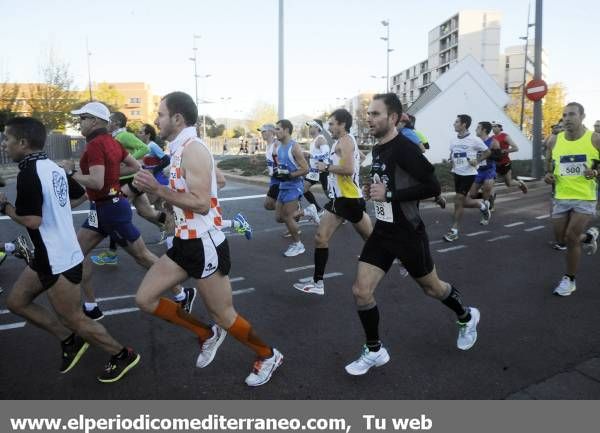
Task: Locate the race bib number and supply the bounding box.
[374,200,393,223]
[559,154,586,177]
[453,152,468,168]
[477,151,487,167]
[87,210,98,228]
[307,168,320,181]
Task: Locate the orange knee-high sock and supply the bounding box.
[153,298,212,340]
[227,315,273,359]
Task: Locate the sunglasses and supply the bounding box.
[79,115,95,121]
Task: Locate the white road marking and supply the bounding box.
[429,240,444,245]
[232,287,255,295]
[298,272,343,283]
[97,294,135,302]
[525,225,545,232]
[0,322,26,331]
[230,277,245,283]
[505,222,524,227]
[104,307,139,316]
[466,231,489,237]
[436,245,467,253]
[285,265,315,273]
[487,235,511,242]
[536,215,551,220]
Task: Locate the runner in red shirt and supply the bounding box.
[492,121,528,195]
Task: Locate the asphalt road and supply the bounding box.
[1,178,599,399]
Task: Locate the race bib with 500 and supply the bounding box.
[559,154,587,177]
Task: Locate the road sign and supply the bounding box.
[525,79,548,101]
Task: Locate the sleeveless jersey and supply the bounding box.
[276,140,304,190]
[307,135,330,181]
[327,135,362,199]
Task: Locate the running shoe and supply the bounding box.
[293,280,324,295]
[196,325,227,368]
[282,230,302,238]
[60,335,90,374]
[0,251,6,266]
[13,234,33,265]
[91,250,118,266]
[83,305,104,321]
[233,213,253,240]
[435,195,446,209]
[345,345,390,376]
[553,276,576,296]
[245,348,284,387]
[480,201,491,225]
[489,192,497,212]
[443,229,459,242]
[97,348,141,383]
[582,227,599,256]
[457,307,480,350]
[552,242,567,251]
[303,204,320,225]
[283,242,305,257]
[180,287,197,313]
[518,180,528,194]
[317,209,325,219]
[158,229,168,245]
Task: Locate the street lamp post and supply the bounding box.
[278,0,285,119]
[86,38,93,101]
[189,34,202,107]
[198,74,212,139]
[519,4,535,131]
[380,20,394,92]
[531,0,544,179]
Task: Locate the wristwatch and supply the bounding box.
[385,191,393,202]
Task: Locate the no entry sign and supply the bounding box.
[525,79,548,101]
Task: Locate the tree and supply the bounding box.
[126,120,145,135]
[92,83,126,112]
[232,126,245,138]
[28,53,79,132]
[0,82,20,113]
[247,102,277,135]
[504,83,566,138]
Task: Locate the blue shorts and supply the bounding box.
[155,172,168,186]
[475,168,496,184]
[277,186,303,204]
[82,197,141,247]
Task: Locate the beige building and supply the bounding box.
[98,82,160,124]
[500,43,548,94]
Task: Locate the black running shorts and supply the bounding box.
[167,233,231,279]
[496,162,512,176]
[266,183,280,200]
[31,263,83,291]
[359,228,434,278]
[324,197,366,224]
[453,174,476,196]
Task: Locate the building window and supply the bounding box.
[130,110,141,116]
[129,97,141,104]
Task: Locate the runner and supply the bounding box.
[303,119,330,215]
[133,91,283,386]
[492,121,528,194]
[261,124,281,212]
[345,93,480,375]
[544,102,600,296]
[443,114,492,242]
[468,121,501,222]
[65,102,195,320]
[293,109,372,295]
[273,119,319,257]
[0,117,139,382]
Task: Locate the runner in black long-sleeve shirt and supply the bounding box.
[344,93,481,376]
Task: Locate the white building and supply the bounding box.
[501,42,549,94]
[407,56,532,164]
[392,10,502,107]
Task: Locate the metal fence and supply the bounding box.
[0,133,87,165]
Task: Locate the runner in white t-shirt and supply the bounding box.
[443,115,492,242]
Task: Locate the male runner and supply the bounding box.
[344,93,480,375]
[0,117,139,382]
[133,91,283,386]
[544,102,600,296]
[443,115,492,242]
[492,121,528,194]
[65,102,194,320]
[273,119,319,257]
[303,119,330,214]
[468,121,501,221]
[293,109,371,295]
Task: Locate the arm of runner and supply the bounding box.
[0,172,42,229]
[314,135,327,150]
[71,164,105,190]
[290,142,309,178]
[120,154,141,177]
[389,146,441,202]
[215,168,226,190]
[326,135,354,176]
[544,135,557,184]
[136,142,212,215]
[320,127,335,146]
[505,134,519,153]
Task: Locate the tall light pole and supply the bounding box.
[531,0,544,179]
[519,4,535,131]
[198,74,212,139]
[189,34,202,107]
[370,75,387,93]
[86,38,93,101]
[380,20,394,92]
[278,0,285,119]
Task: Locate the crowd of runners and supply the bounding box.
[0,91,598,387]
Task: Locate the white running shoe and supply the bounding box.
[582,227,599,256]
[457,307,480,350]
[283,242,305,257]
[245,348,284,387]
[196,325,227,368]
[553,276,576,297]
[345,345,390,376]
[293,280,324,295]
[304,204,320,225]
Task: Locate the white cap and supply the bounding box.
[71,102,111,122]
[306,120,323,131]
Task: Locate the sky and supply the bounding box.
[1,0,598,126]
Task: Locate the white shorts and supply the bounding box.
[551,199,597,218]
